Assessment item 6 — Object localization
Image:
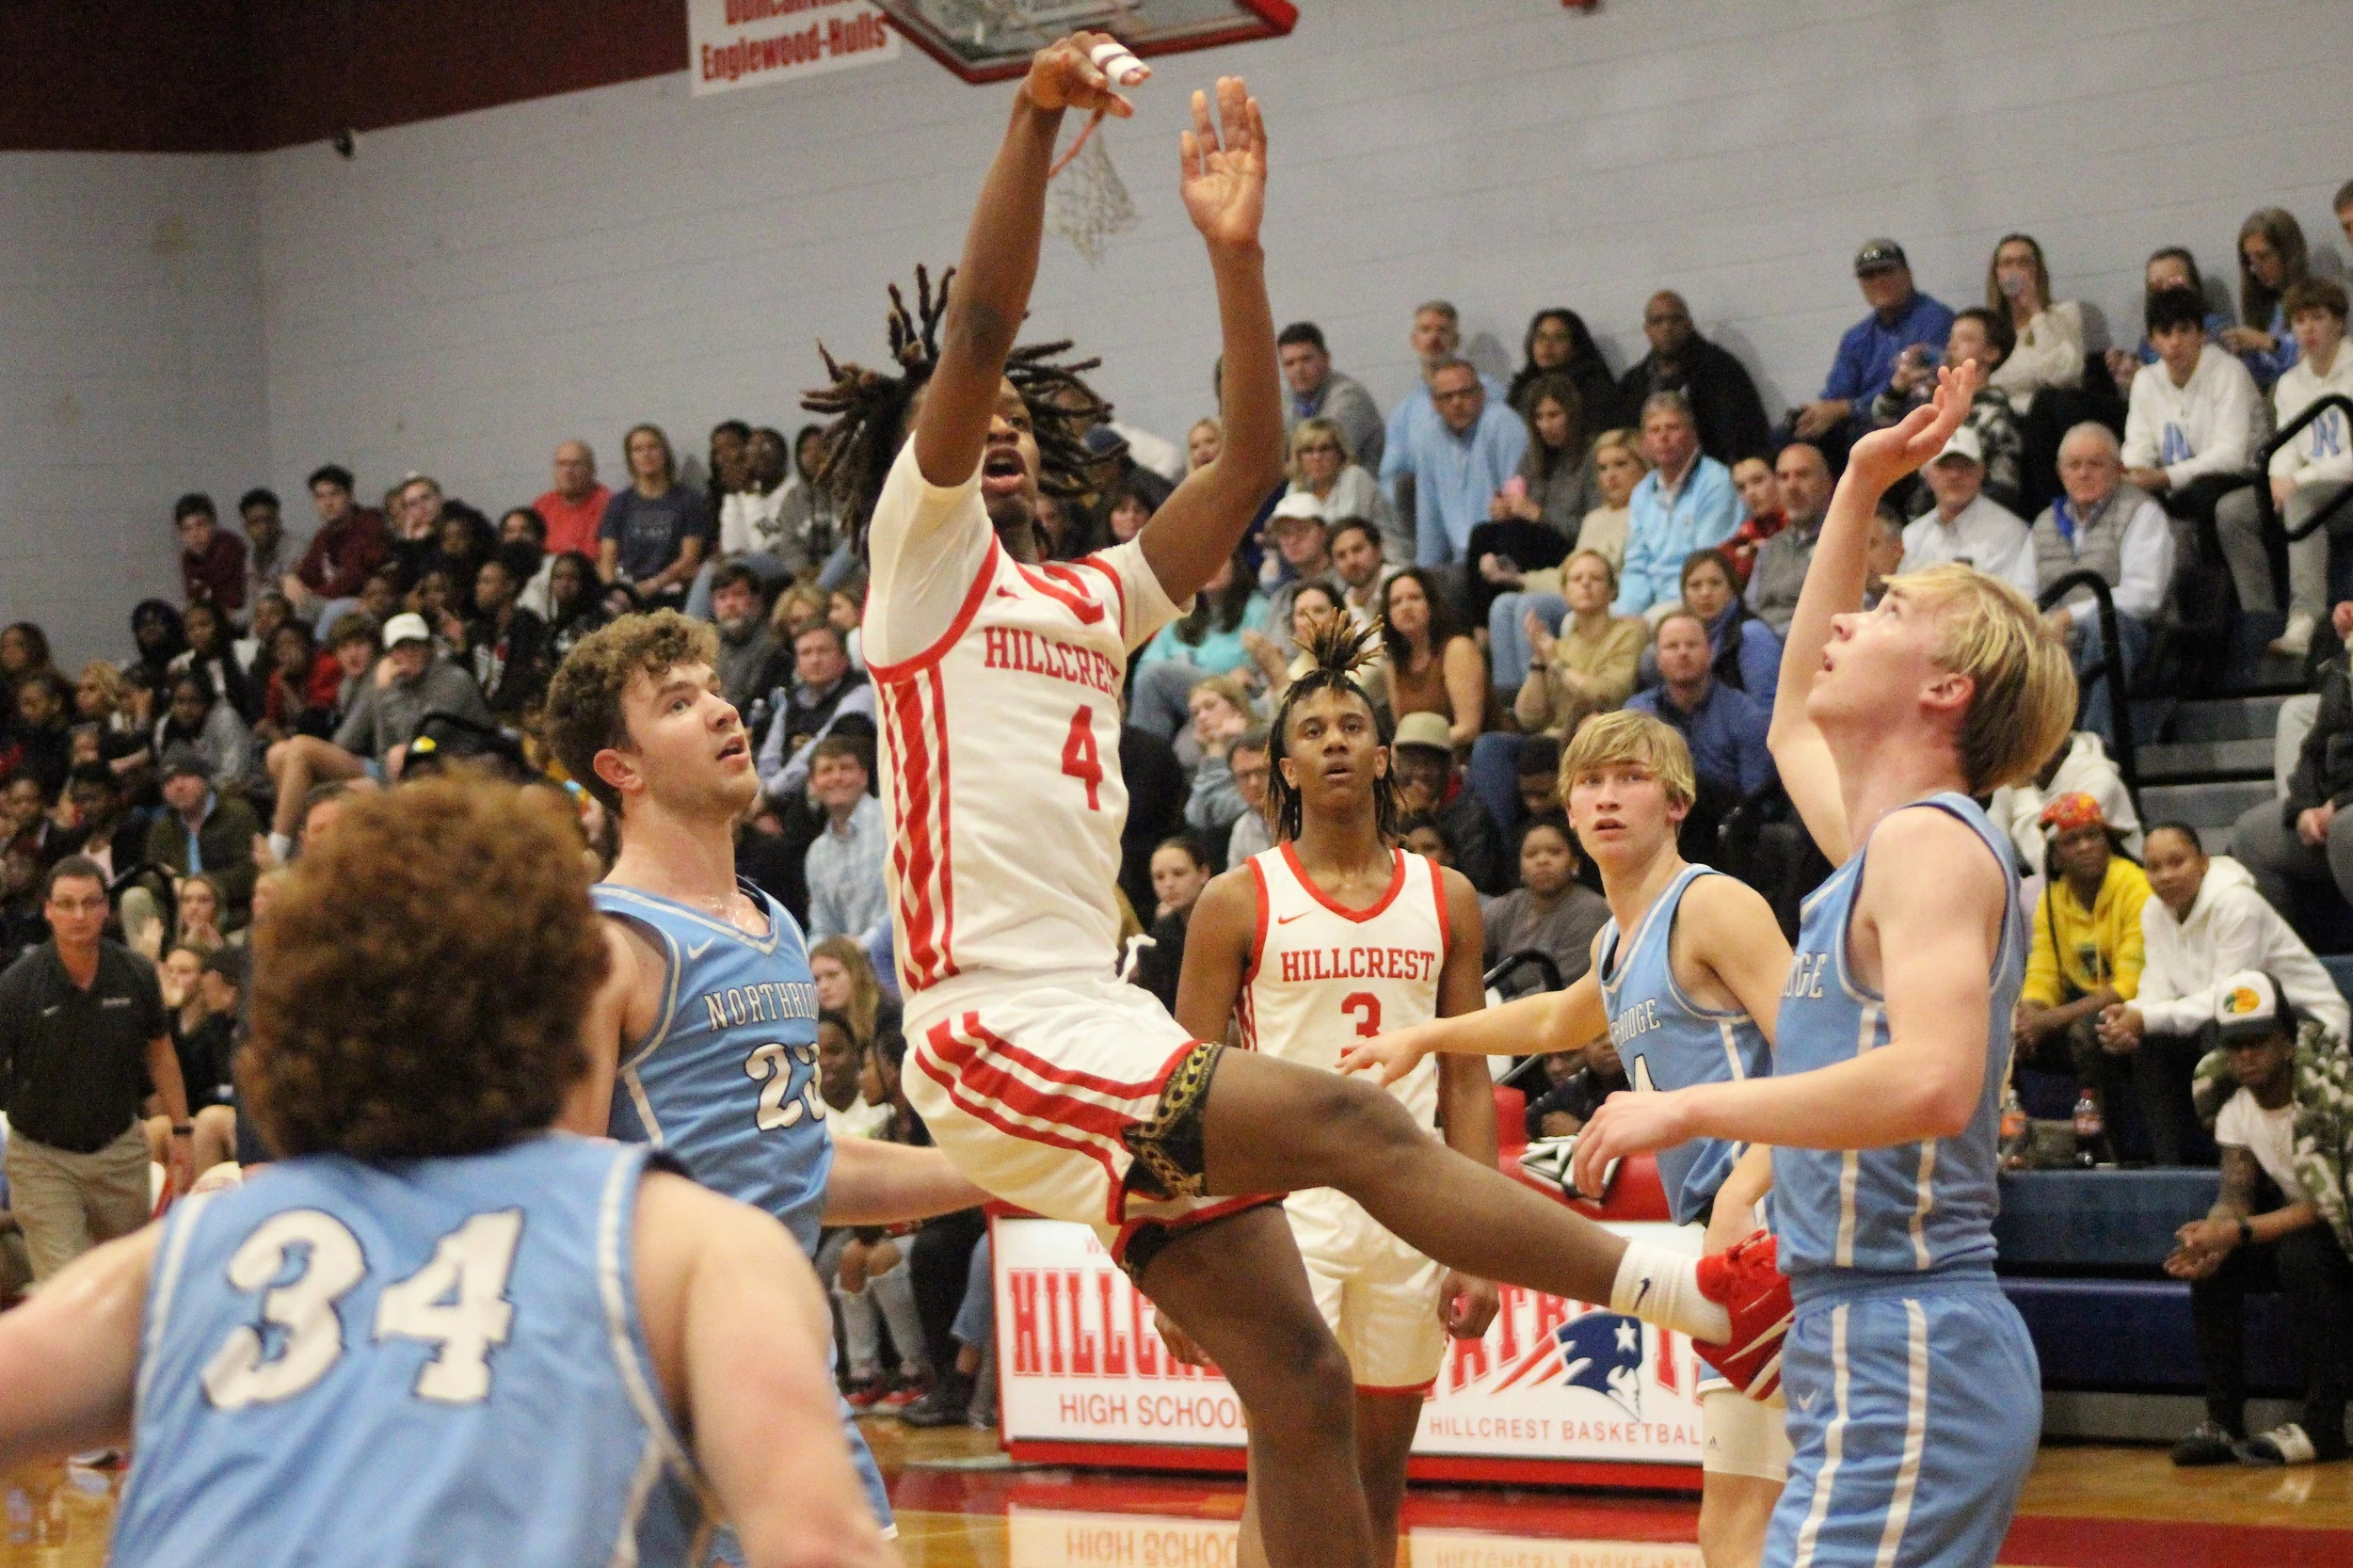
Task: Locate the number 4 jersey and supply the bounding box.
[110,1137,710,1568]
[861,439,1181,1011]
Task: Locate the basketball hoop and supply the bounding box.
[1047,120,1139,264]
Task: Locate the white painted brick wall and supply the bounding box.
[0,154,264,665]
[8,0,2353,665]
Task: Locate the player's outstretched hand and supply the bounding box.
[1844,359,1982,494]
[1335,1018,1434,1087]
[1180,77,1267,249]
[1026,31,1141,120]
[1567,1089,1691,1196]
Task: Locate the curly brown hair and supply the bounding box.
[242,776,609,1160]
[543,610,720,815]
[802,264,1122,554]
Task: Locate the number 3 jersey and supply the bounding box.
[862,440,1181,1013]
[110,1137,709,1568]
[1239,843,1448,1131]
[591,882,828,1255]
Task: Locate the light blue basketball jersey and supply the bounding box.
[1772,792,2023,1277]
[592,882,829,1255]
[109,1137,708,1568]
[594,880,894,1545]
[1595,863,1772,1224]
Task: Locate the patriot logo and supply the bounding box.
[1483,1310,1646,1417]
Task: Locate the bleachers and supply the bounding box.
[1993,649,2353,1437]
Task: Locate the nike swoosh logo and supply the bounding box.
[1794,1389,1817,1411]
[1276,912,1308,925]
[1633,1279,1651,1310]
[995,586,1018,599]
[686,938,716,959]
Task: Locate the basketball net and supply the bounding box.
[1047,118,1138,264]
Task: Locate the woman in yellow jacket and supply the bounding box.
[2014,791,2152,1136]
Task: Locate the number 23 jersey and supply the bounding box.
[592,882,829,1256]
[862,440,1181,1009]
[109,1137,708,1568]
[1239,843,1449,1130]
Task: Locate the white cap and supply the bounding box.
[2212,969,2289,1045]
[381,612,433,648]
[1270,489,1329,527]
[1930,424,1983,467]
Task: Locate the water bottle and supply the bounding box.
[2072,1089,2105,1168]
[1999,1088,2029,1170]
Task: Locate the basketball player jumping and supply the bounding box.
[546,610,987,1546]
[814,35,1791,1568]
[0,779,891,1567]
[1163,620,1497,1558]
[1342,707,1794,1568]
[1571,363,2075,1568]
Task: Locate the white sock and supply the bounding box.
[1610,1242,1731,1342]
[268,830,294,865]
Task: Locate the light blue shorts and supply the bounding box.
[1768,1270,2040,1568]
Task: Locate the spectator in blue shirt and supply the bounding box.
[1382,358,1528,572]
[1611,392,1738,618]
[1381,302,1506,559]
[2221,207,2311,390]
[803,735,888,945]
[1790,238,1956,458]
[1628,610,1773,799]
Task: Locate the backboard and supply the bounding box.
[872,0,1296,84]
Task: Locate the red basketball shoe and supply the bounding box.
[1692,1230,1791,1400]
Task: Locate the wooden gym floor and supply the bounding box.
[8,1419,2352,1566]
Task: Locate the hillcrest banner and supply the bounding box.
[993,1216,1709,1476]
[688,0,899,97]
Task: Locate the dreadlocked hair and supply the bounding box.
[802,264,1125,557]
[1267,615,1401,846]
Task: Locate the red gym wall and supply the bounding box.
[0,0,686,153]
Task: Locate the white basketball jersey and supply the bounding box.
[864,441,1179,1005]
[1239,843,1448,1129]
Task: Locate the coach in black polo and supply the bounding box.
[0,855,191,1284]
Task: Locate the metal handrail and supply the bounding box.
[2254,392,2353,614]
[2037,568,2137,796]
[2256,392,2353,547]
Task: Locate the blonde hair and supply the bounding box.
[1561,709,1697,812]
[1287,416,1353,478]
[1589,427,1649,471]
[1897,563,2077,793]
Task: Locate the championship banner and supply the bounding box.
[687,0,899,97]
[993,1216,1706,1476]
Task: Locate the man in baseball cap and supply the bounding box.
[1789,235,1955,459]
[2167,968,2352,1468]
[1900,422,2039,596]
[260,604,492,861]
[1388,711,1504,894]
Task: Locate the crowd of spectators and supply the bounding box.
[8,187,2353,1442]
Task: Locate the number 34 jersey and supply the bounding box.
[110,1137,708,1568]
[1239,843,1449,1131]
